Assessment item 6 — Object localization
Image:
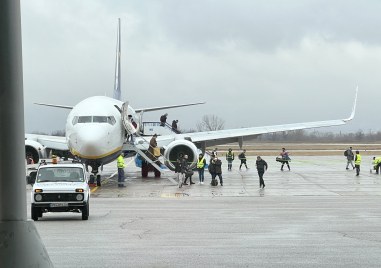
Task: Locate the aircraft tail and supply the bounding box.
[113,18,122,101]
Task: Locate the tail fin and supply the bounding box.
[113,18,122,100]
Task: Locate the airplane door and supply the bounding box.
[121,102,137,135]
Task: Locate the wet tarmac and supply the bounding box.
[27,155,381,267]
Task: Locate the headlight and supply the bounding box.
[76,194,84,201]
[35,194,42,202]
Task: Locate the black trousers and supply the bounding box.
[258,169,265,187]
[355,164,360,176]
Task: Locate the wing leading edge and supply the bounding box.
[183,87,358,145]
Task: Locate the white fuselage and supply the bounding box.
[65,96,134,166]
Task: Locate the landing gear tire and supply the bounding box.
[82,202,89,220]
[31,206,39,221]
[89,175,95,184]
[96,175,101,186]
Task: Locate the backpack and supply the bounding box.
[211,178,218,186]
[344,150,348,157]
[238,153,244,160]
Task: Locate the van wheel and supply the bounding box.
[96,175,101,186]
[31,206,39,221]
[82,202,89,220]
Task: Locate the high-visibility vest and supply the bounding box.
[355,154,362,165]
[197,157,205,168]
[117,155,125,168]
[226,152,234,160]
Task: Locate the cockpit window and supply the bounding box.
[72,116,79,125]
[78,116,92,123]
[73,116,116,125]
[93,116,108,123]
[107,116,116,125]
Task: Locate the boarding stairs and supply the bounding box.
[121,102,179,185]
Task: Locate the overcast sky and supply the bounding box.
[21,0,381,134]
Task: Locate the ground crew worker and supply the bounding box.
[355,150,361,176]
[117,153,126,187]
[197,153,206,184]
[226,148,235,171]
[372,156,381,174]
[256,156,268,189]
[238,149,248,170]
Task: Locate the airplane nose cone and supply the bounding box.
[70,126,109,158]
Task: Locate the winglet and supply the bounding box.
[343,85,358,122]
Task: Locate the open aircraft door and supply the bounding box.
[122,102,137,135]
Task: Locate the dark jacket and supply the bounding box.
[214,159,222,174]
[208,159,216,174]
[180,158,189,174]
[256,159,268,170]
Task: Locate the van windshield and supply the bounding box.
[37,167,84,183]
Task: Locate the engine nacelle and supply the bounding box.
[163,140,198,171]
[25,140,48,164]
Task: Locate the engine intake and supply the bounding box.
[163,140,198,171]
[25,140,47,164]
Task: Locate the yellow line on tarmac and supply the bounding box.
[91,186,98,193]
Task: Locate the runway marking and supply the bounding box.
[160,193,189,198]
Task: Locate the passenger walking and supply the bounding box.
[214,157,223,186]
[117,153,126,187]
[171,120,179,132]
[280,148,291,171]
[208,155,217,185]
[182,155,195,185]
[175,153,184,187]
[148,134,158,159]
[344,147,355,170]
[355,150,361,176]
[226,148,235,171]
[197,153,206,184]
[238,149,248,170]
[160,113,168,126]
[256,156,268,189]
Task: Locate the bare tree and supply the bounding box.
[196,114,225,131]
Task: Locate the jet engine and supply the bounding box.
[163,140,198,171]
[25,140,47,164]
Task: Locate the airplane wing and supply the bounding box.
[135,102,205,113]
[181,87,358,147]
[34,102,73,109]
[25,134,68,150]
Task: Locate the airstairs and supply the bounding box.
[121,102,179,185]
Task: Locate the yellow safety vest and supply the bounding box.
[117,155,125,168]
[197,157,205,168]
[355,154,361,165]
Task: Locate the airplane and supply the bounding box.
[25,18,358,186]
